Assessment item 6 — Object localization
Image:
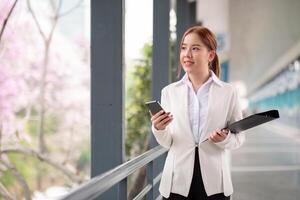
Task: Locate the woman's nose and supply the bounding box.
[184,48,192,57]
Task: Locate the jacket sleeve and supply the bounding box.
[215,87,246,150]
[151,88,173,149]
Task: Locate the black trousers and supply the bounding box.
[163,147,230,200]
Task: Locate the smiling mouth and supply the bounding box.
[184,61,194,65]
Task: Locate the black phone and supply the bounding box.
[145,100,165,115]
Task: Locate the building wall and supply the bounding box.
[229,0,300,94]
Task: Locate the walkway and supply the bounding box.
[231,122,300,200]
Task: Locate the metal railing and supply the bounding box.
[61,145,168,200]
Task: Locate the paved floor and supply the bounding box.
[231,122,300,200]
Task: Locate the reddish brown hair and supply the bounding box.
[177,26,221,78]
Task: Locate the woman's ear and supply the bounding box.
[208,50,216,62]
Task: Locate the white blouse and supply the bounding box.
[180,71,220,144]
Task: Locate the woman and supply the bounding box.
[151,26,245,200]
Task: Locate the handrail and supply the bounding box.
[61,145,168,200]
[133,172,162,200]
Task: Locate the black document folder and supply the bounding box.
[226,109,280,134]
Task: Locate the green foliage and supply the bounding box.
[44,115,60,135]
[16,107,38,118]
[26,114,60,137]
[76,148,91,172]
[1,170,15,187]
[1,153,39,189]
[125,43,152,159]
[26,120,37,136]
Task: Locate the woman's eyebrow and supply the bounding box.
[182,43,203,47]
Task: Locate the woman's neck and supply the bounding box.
[188,70,210,91]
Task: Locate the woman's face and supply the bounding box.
[180,32,215,75]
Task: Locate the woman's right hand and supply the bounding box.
[151,110,173,130]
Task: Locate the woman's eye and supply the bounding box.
[181,46,186,50]
[192,47,200,51]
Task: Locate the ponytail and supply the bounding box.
[210,53,221,78]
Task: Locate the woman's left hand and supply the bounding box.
[209,129,229,143]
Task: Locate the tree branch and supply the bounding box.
[0,0,18,44]
[26,0,47,42]
[1,147,84,183]
[0,181,15,200]
[0,159,31,200]
[35,0,63,155]
[0,125,2,151]
[57,0,83,18]
[47,0,62,47]
[63,126,75,164]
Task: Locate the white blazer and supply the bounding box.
[152,78,245,198]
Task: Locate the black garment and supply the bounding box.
[163,147,230,200]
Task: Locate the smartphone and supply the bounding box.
[145,100,165,115]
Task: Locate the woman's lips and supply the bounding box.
[184,61,194,67]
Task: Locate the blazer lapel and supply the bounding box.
[178,84,195,143]
[199,83,216,143]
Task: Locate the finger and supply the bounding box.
[153,113,169,126]
[221,128,229,134]
[155,110,167,118]
[153,115,165,125]
[164,118,173,126]
[151,111,165,122]
[153,118,162,127]
[157,118,173,130]
[161,115,173,125]
[216,132,222,137]
[212,132,223,141]
[219,131,228,138]
[209,132,216,139]
[156,115,173,128]
[209,135,218,143]
[216,129,227,137]
[156,112,171,122]
[219,129,228,136]
[151,110,164,120]
[155,119,172,130]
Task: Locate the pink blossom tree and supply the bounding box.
[0,0,90,199]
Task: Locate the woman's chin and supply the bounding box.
[183,67,192,73]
